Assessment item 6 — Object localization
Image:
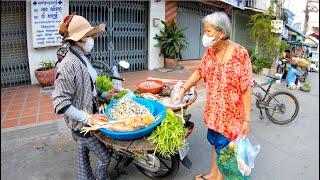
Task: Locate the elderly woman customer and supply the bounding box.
[52,15,111,180]
[173,12,253,180]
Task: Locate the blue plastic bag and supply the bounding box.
[235,137,261,176]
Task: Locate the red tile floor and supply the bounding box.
[1,63,204,129]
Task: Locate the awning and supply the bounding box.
[285,24,307,38]
[287,40,316,48]
[219,0,245,9]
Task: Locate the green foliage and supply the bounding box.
[279,40,287,56]
[153,21,189,60]
[248,2,281,61]
[248,48,255,57]
[252,65,262,74]
[96,75,113,92]
[39,60,55,70]
[251,55,273,74]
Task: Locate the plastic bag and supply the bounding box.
[112,65,122,90]
[167,81,196,109]
[217,146,248,180]
[235,137,261,176]
[169,81,185,107]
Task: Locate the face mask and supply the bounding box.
[202,34,215,47]
[81,37,94,53]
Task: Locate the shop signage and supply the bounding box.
[31,0,64,48]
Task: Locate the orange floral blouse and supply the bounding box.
[197,44,253,140]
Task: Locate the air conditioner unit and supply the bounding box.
[271,20,284,34]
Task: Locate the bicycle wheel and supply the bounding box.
[265,91,299,124]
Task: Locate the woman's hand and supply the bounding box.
[90,114,109,124]
[239,121,249,137]
[172,88,185,103]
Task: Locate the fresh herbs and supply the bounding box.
[218,147,236,164]
[113,90,129,100]
[97,75,113,92]
[147,109,187,158]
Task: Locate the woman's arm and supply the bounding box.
[239,48,253,136]
[242,86,252,122]
[172,70,202,102]
[181,70,202,92]
[239,86,252,137]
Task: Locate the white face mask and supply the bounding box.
[81,37,94,53]
[202,34,216,48]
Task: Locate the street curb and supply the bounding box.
[1,119,70,150]
[1,119,64,133]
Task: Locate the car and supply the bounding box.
[308,61,319,72]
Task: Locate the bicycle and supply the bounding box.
[253,75,299,124]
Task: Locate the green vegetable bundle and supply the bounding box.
[302,82,311,89]
[96,75,113,92]
[113,90,129,100]
[147,109,187,158]
[217,147,250,180]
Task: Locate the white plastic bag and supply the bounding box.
[235,137,261,176]
[112,65,122,90]
[169,81,185,107]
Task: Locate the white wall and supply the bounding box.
[148,1,166,70]
[26,0,69,84]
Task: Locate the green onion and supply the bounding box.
[147,109,187,158]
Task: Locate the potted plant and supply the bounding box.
[154,20,188,69]
[35,60,57,86]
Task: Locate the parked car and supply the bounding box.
[308,52,319,72]
[308,61,319,72]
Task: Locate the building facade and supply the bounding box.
[1,0,167,88]
[1,0,271,88]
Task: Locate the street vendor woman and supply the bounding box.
[173,12,253,180]
[52,15,111,180]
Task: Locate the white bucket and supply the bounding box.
[275,73,282,83]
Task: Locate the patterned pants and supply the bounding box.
[76,135,111,180]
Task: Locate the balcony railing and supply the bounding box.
[244,0,270,11]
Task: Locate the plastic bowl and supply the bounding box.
[100,99,167,141]
[136,80,164,94]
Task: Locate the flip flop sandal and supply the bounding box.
[194,174,209,180]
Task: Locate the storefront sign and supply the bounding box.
[31,0,64,48]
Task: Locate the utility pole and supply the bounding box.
[303,0,319,35]
[269,0,286,76]
[274,0,285,19]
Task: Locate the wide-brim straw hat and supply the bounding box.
[62,15,106,43]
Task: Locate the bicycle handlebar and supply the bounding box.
[265,75,281,80]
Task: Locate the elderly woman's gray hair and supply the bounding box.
[203,11,231,40]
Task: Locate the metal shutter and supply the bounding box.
[1,1,31,88]
[69,1,149,72]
